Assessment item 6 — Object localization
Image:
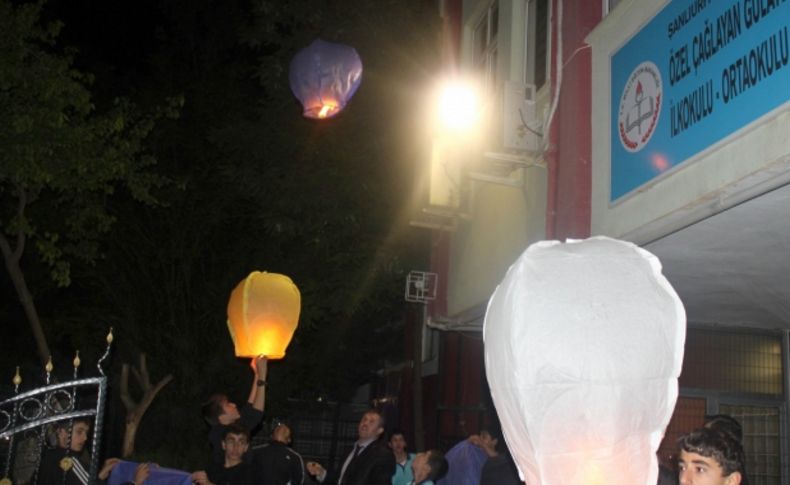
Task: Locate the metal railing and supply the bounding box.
[0,330,113,485]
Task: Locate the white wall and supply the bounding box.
[445,0,549,315]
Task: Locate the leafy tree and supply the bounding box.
[0,0,179,363]
[1,0,436,468]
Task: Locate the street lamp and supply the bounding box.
[434,81,481,135]
[226,271,301,359]
[423,79,485,210]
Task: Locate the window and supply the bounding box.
[655,328,786,484]
[658,399,784,485]
[657,397,706,466]
[720,404,782,485]
[525,0,548,90]
[680,329,783,396]
[473,2,499,91]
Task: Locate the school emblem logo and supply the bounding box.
[618,61,662,153]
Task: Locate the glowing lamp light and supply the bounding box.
[289,39,363,119]
[436,82,479,132]
[484,237,686,485]
[226,271,301,359]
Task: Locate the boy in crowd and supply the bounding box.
[677,427,746,485]
[410,450,448,485]
[202,356,268,464]
[660,414,749,485]
[389,429,415,485]
[474,426,522,485]
[37,418,148,485]
[193,425,254,485]
[251,422,305,485]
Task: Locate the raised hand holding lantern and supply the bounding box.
[484,237,686,485]
[289,39,363,119]
[227,271,300,359]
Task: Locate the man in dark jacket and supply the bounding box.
[37,418,147,485]
[306,409,395,485]
[251,423,305,485]
[202,357,268,465]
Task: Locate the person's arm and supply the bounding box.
[192,470,215,485]
[306,461,328,483]
[98,457,121,480]
[130,462,151,485]
[246,357,259,405]
[249,356,268,412]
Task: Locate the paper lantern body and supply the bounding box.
[289,39,363,119]
[484,237,686,485]
[227,272,300,359]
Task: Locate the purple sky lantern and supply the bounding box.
[289,39,363,119]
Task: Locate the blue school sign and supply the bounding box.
[610,0,790,202]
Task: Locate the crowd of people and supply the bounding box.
[37,356,751,485]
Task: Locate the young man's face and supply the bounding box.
[678,450,741,485]
[57,422,91,452]
[411,452,430,481]
[357,412,383,441]
[389,433,407,453]
[221,433,249,462]
[219,400,241,423]
[479,430,498,450]
[272,424,291,444]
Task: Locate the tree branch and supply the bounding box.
[0,232,13,262]
[120,364,136,411]
[120,352,174,458]
[13,187,27,261]
[139,374,174,415]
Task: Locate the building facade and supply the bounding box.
[411,0,790,483]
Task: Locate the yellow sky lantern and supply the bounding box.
[226,271,301,359]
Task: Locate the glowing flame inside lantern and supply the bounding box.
[318,102,338,119]
[227,271,300,359]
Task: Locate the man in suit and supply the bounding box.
[306,409,395,485]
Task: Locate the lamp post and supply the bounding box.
[226,271,301,359]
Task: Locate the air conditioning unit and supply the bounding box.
[405,271,438,303]
[503,81,541,152]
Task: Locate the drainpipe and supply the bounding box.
[783,330,790,481]
[545,0,563,239]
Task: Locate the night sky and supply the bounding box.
[1,0,439,467]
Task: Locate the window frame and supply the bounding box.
[472,1,499,92]
[523,0,549,91]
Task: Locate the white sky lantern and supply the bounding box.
[483,236,686,485]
